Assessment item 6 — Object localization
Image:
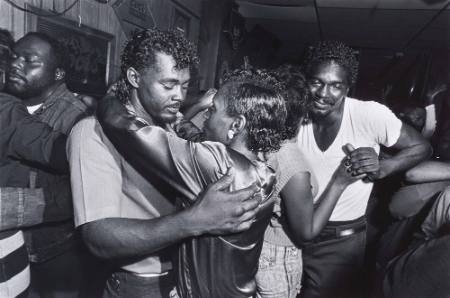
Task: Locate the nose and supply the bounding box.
[10,56,24,70]
[171,85,185,103]
[317,84,329,98]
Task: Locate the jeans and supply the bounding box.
[103,270,177,298]
[255,241,302,298]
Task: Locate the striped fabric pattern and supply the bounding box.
[0,231,30,297]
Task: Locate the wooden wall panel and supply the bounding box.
[1,0,126,81]
[1,0,205,83]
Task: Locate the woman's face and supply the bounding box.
[203,90,235,144]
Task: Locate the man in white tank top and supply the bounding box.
[297,41,431,298]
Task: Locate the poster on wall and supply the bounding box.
[112,0,155,38]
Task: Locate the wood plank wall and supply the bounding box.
[0,0,202,82]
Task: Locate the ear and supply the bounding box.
[126,67,140,88]
[231,115,246,135]
[54,68,65,81]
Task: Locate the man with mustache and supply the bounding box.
[0,27,76,298]
[296,41,431,298]
[67,28,261,297]
[3,32,93,297]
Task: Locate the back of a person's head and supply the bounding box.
[272,64,310,139]
[116,28,198,103]
[303,40,359,86]
[394,102,426,132]
[220,67,287,153]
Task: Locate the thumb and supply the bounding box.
[343,143,355,155]
[211,167,235,191]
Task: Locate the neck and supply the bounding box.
[129,89,154,125]
[229,137,258,162]
[24,81,62,106]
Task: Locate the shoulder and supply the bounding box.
[0,92,21,104]
[345,97,390,115]
[70,116,102,143]
[59,89,89,114]
[347,97,397,120]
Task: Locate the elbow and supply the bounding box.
[80,223,115,259]
[291,230,314,246]
[404,168,420,183]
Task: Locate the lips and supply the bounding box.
[166,103,181,114]
[313,100,329,110]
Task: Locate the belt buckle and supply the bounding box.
[338,228,355,237]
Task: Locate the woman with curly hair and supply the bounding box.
[254,64,365,298]
[97,68,287,297]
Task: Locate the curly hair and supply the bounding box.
[116,28,199,103]
[220,68,287,153]
[303,40,359,86]
[272,64,310,140]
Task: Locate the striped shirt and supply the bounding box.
[0,231,30,297]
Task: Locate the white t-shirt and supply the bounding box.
[297,97,402,221]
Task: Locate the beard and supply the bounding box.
[6,77,53,100]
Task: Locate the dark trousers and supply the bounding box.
[103,270,176,298]
[28,245,108,298]
[300,217,367,298]
[383,235,450,298]
[383,188,450,298]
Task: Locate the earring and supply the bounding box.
[227,130,235,140]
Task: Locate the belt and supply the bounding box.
[117,269,170,278]
[314,218,366,243]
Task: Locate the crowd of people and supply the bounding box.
[0,25,449,298]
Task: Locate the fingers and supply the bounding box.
[343,143,355,155]
[229,182,259,200]
[232,219,254,233]
[210,168,235,191]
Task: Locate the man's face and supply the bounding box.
[307,61,350,118]
[137,52,190,125]
[7,35,57,99]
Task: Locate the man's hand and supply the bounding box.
[344,143,380,181]
[187,167,261,236]
[425,82,447,106]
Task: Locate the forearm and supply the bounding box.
[183,104,206,120]
[379,143,431,179]
[421,104,436,139]
[404,161,450,183]
[311,181,347,237]
[81,208,204,259]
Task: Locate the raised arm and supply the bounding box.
[1,95,68,173]
[349,123,432,181]
[97,96,207,198]
[282,159,363,245]
[378,123,432,178]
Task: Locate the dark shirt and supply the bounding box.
[0,92,68,235]
[0,84,89,262]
